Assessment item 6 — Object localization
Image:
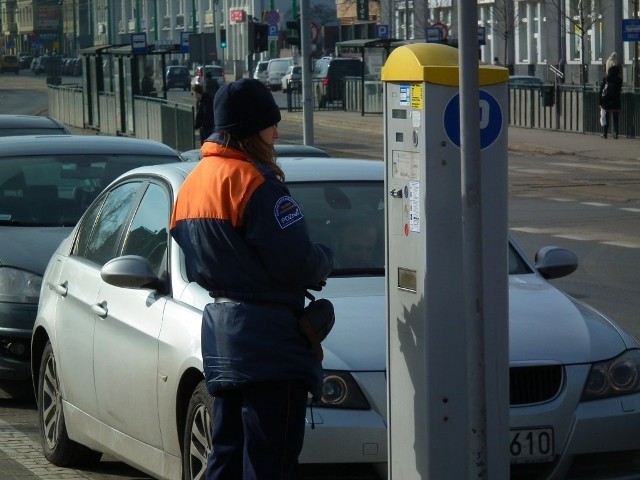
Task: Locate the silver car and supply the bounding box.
[0,135,182,398]
[32,158,640,480]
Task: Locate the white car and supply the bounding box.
[281,65,302,92]
[32,158,640,480]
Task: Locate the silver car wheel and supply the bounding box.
[41,352,62,450]
[184,381,213,480]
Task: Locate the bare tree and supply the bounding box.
[491,0,518,66]
[550,0,610,85]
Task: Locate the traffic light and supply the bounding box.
[286,18,300,47]
[248,18,269,54]
[219,28,227,48]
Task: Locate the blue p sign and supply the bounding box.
[443,90,503,150]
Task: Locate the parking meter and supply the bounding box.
[381,43,509,478]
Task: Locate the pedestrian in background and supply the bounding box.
[170,78,333,480]
[605,51,622,79]
[192,83,214,145]
[204,71,219,97]
[140,66,156,97]
[599,64,623,139]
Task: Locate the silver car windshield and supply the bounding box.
[288,180,531,277]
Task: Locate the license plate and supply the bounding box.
[510,427,554,464]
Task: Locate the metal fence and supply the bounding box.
[48,84,196,150]
[49,82,640,142]
[508,84,639,138]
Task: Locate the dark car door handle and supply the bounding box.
[52,281,68,297]
[91,301,108,318]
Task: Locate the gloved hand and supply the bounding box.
[306,280,326,291]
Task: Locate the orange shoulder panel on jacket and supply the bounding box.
[171,156,265,228]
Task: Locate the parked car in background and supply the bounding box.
[267,57,293,91]
[312,57,363,108]
[191,65,225,89]
[0,115,70,137]
[31,155,640,480]
[32,55,62,76]
[253,60,269,86]
[165,66,191,91]
[18,54,34,70]
[0,135,182,399]
[281,64,302,92]
[0,54,20,74]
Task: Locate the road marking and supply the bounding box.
[550,162,635,172]
[510,227,556,234]
[602,241,640,249]
[553,233,598,241]
[581,202,610,207]
[621,208,640,213]
[547,198,575,202]
[0,417,91,479]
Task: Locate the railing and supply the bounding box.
[48,84,196,150]
[49,81,640,142]
[508,84,639,138]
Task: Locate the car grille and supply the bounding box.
[510,365,563,406]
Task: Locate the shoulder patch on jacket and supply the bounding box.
[274,196,303,229]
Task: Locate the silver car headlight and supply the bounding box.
[582,350,640,401]
[311,370,370,409]
[0,266,42,303]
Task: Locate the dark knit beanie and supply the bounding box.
[214,78,281,139]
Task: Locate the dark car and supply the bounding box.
[313,57,363,108]
[0,115,71,137]
[0,135,183,398]
[0,55,20,74]
[18,55,34,70]
[165,66,191,91]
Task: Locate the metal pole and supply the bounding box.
[300,0,313,145]
[73,0,77,54]
[136,0,141,32]
[192,0,197,32]
[459,0,509,478]
[58,1,64,56]
[459,0,486,476]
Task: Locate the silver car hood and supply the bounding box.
[320,274,632,371]
[321,277,386,371]
[509,274,631,364]
[0,226,70,274]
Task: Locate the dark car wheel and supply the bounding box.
[37,341,102,467]
[183,380,213,480]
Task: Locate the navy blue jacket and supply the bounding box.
[170,140,333,396]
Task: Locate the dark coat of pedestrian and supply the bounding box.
[140,67,156,97]
[599,65,623,139]
[192,83,214,145]
[170,78,333,480]
[204,71,219,97]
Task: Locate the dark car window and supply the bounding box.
[288,181,384,275]
[0,154,177,227]
[122,183,170,278]
[82,182,141,266]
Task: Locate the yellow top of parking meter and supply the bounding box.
[381,43,508,86]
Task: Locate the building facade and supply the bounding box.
[2,0,637,86]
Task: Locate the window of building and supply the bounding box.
[515,1,543,65]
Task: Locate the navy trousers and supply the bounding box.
[206,380,308,480]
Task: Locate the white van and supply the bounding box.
[267,57,293,91]
[253,61,269,86]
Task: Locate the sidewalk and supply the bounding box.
[277,109,640,163]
